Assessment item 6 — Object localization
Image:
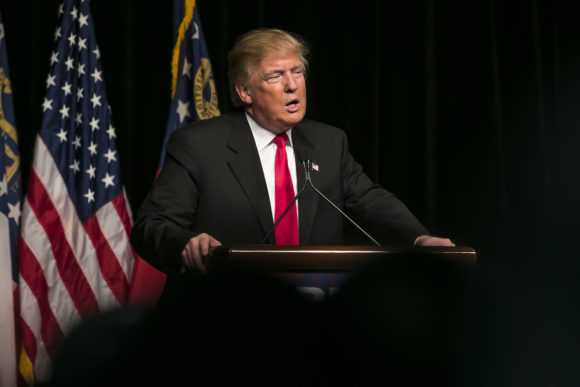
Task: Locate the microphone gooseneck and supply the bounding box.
[302,158,381,246]
[260,153,381,246]
[259,173,308,245]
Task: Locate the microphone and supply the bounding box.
[300,155,381,246]
[259,163,310,244]
[260,148,381,246]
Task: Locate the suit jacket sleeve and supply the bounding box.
[131,128,200,273]
[338,130,429,244]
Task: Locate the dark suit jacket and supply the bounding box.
[131,111,428,273]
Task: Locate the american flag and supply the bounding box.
[18,0,135,383]
[128,0,219,305]
[0,11,22,387]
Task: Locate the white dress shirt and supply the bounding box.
[245,112,298,221]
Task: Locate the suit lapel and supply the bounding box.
[226,112,276,244]
[292,124,320,244]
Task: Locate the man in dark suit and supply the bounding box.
[131,28,453,275]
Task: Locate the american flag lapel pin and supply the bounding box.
[312,162,319,172]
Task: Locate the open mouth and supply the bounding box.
[285,99,300,112]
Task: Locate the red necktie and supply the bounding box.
[272,134,299,245]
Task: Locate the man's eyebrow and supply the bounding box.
[266,63,304,72]
[261,64,304,78]
[263,69,284,76]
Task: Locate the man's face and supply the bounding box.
[238,52,307,134]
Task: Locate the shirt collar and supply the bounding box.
[245,112,293,151]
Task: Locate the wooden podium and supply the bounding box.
[211,245,477,273]
[210,245,477,301]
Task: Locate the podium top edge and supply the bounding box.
[224,245,476,255]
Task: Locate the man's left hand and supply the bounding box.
[414,235,456,247]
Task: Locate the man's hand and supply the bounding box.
[181,233,222,274]
[414,234,456,247]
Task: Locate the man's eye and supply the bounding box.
[292,69,304,77]
[266,74,282,83]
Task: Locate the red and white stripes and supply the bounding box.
[18,137,135,382]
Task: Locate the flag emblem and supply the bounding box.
[159,0,219,172]
[0,11,22,387]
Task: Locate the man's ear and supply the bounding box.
[235,84,252,105]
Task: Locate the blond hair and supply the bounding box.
[227,28,310,107]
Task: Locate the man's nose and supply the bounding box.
[283,73,297,92]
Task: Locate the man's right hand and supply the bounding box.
[181,233,222,274]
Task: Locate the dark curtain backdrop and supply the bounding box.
[3,0,580,383]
